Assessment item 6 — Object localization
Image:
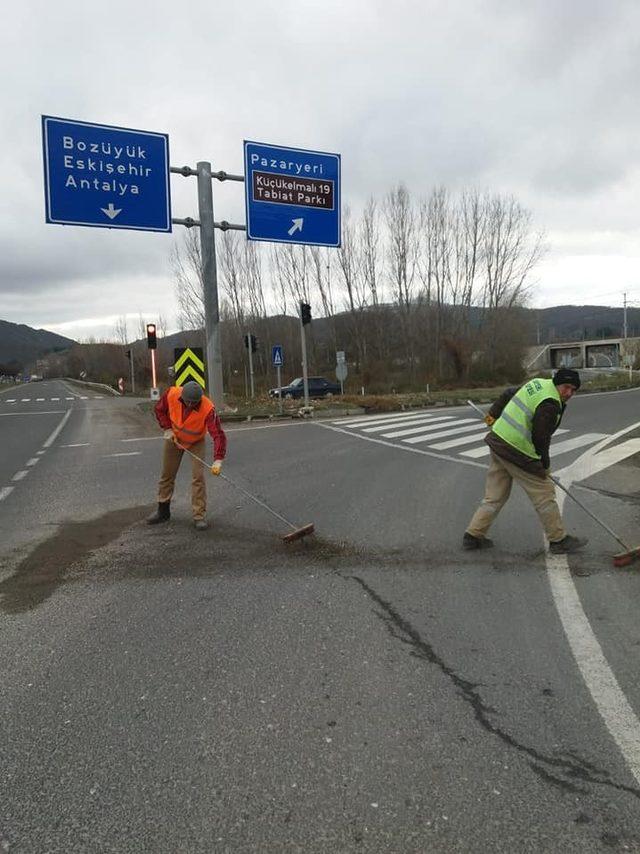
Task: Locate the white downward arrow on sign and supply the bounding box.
[101,203,122,220]
[288,218,304,236]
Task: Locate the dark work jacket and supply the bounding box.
[485,386,565,476]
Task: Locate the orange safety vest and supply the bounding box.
[167,386,214,447]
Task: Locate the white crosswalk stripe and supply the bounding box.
[333,409,608,463]
[339,410,448,428]
[364,415,456,435]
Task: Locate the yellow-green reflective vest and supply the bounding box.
[492,378,561,460]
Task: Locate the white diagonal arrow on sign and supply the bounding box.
[101,203,122,220]
[288,218,304,236]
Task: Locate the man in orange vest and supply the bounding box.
[147,381,227,530]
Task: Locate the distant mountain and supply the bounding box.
[527,304,639,344]
[0,319,75,368]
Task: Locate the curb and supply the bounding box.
[64,378,121,397]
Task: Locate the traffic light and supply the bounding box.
[146,324,157,350]
[300,302,312,325]
[244,334,258,353]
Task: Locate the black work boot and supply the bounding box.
[549,535,588,554]
[147,501,171,525]
[462,532,494,550]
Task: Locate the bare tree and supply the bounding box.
[112,315,129,347]
[243,240,267,320]
[360,197,381,307]
[386,184,419,378]
[218,230,246,328]
[171,229,205,331]
[481,193,543,311]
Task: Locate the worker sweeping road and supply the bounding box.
[147,381,227,530]
[463,368,587,554]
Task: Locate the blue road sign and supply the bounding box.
[272,345,284,367]
[42,115,171,232]
[244,141,340,247]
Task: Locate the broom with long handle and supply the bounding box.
[175,441,314,542]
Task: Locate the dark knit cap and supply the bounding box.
[553,368,581,389]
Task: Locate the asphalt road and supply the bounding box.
[1,380,640,852]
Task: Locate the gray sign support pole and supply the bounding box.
[247,337,255,398]
[196,162,224,404]
[300,314,310,408]
[276,364,283,413]
[172,163,245,406]
[130,351,135,394]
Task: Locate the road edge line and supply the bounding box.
[42,408,73,449]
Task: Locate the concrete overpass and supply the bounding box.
[526,336,640,371]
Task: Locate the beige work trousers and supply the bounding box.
[466,451,566,543]
[157,438,206,520]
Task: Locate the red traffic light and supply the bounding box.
[146,323,157,349]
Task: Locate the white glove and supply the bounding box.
[211,460,222,476]
[163,429,175,442]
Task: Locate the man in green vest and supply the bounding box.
[463,368,587,554]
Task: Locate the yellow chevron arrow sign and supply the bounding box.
[174,347,206,388]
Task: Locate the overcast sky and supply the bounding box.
[2,0,640,341]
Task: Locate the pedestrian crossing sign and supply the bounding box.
[272,345,283,367]
[174,347,206,388]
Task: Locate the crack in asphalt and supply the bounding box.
[352,575,640,802]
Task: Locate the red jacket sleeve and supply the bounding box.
[205,409,227,461]
[155,390,171,429]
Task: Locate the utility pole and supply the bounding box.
[245,334,255,398]
[623,292,628,339]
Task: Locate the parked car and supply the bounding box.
[269,376,341,399]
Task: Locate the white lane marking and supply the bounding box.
[119,422,313,442]
[107,452,142,457]
[42,408,73,448]
[363,415,455,434]
[547,553,640,784]
[5,399,16,402]
[403,422,486,444]
[36,398,45,401]
[65,397,74,400]
[61,443,90,448]
[557,437,640,484]
[224,421,311,433]
[0,411,65,417]
[36,450,46,455]
[0,486,14,501]
[80,396,89,400]
[459,427,570,458]
[94,395,104,399]
[337,410,441,428]
[547,421,640,786]
[20,398,31,402]
[51,397,60,401]
[12,470,28,482]
[383,417,475,439]
[26,458,39,467]
[315,421,488,470]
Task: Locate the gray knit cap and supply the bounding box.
[181,381,203,404]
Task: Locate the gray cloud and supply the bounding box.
[2,0,640,336]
